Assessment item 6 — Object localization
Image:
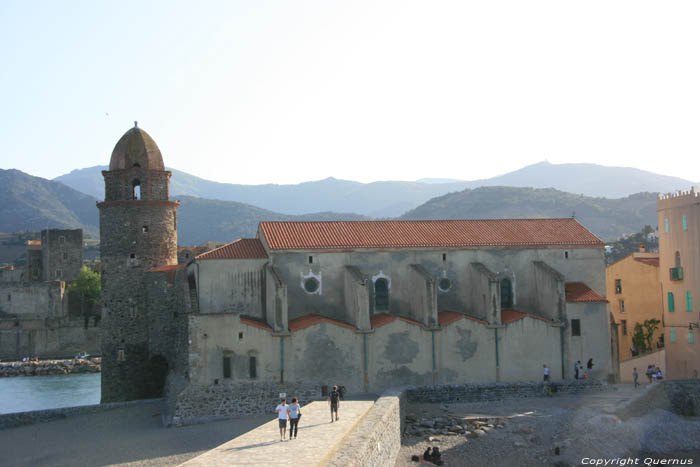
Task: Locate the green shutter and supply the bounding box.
[690,329,695,345]
[671,328,676,343]
[687,291,693,312]
[668,292,675,312]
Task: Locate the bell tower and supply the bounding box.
[98,122,179,402]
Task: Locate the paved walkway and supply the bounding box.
[181,400,375,466]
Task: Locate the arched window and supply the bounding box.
[132,179,141,200]
[500,278,513,309]
[375,278,389,311]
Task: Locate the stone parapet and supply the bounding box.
[406,380,613,403]
[0,358,100,377]
[616,379,700,419]
[173,381,325,425]
[0,398,163,430]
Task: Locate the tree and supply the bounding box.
[642,318,661,351]
[631,318,661,354]
[68,266,101,327]
[632,323,647,353]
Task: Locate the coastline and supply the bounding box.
[0,358,101,377]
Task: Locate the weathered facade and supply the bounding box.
[606,250,664,361]
[98,127,614,418]
[0,232,97,360]
[98,124,187,402]
[657,189,700,379]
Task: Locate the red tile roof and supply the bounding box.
[437,310,489,326]
[27,240,41,246]
[370,313,425,328]
[565,282,608,303]
[501,309,555,324]
[240,316,273,331]
[259,219,603,251]
[196,238,268,260]
[288,314,356,332]
[634,257,659,267]
[147,264,185,273]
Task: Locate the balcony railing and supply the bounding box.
[670,267,684,281]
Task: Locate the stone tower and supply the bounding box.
[98,123,179,402]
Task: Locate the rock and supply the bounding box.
[467,431,478,439]
[528,435,542,445]
[514,441,528,448]
[476,429,487,437]
[518,424,535,434]
[428,436,440,442]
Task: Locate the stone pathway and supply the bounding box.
[181,400,375,466]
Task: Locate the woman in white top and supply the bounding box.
[275,399,289,441]
[288,397,302,439]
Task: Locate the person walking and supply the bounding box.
[586,358,594,378]
[329,385,340,422]
[633,367,640,388]
[646,365,654,383]
[543,364,550,382]
[275,398,289,441]
[574,360,580,379]
[288,397,302,439]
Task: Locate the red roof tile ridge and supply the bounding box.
[240,316,273,331]
[565,282,608,303]
[147,264,184,273]
[288,314,356,332]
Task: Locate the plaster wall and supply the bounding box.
[499,317,561,381]
[195,259,266,318]
[187,313,279,385]
[368,320,433,391]
[657,190,700,379]
[606,253,663,360]
[565,302,612,380]
[269,247,604,324]
[286,321,363,393]
[437,317,496,383]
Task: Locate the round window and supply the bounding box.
[304,277,320,293]
[438,278,451,292]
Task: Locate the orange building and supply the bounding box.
[606,249,664,361]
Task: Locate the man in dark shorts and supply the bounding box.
[275,398,289,441]
[328,385,340,422]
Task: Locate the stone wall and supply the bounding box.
[406,380,613,403]
[325,388,405,467]
[0,317,100,361]
[173,381,325,425]
[617,379,700,419]
[0,398,162,430]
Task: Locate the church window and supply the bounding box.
[308,256,313,264]
[249,355,257,379]
[621,320,627,336]
[133,163,141,168]
[500,278,513,309]
[564,251,569,259]
[375,278,389,311]
[438,278,451,292]
[571,319,581,336]
[129,306,137,318]
[142,225,149,234]
[130,253,136,259]
[223,356,232,379]
[304,277,320,293]
[238,332,243,340]
[132,179,141,200]
[442,253,447,262]
[117,349,126,361]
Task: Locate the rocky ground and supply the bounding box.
[0,357,100,377]
[396,385,700,467]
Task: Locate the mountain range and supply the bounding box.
[54,161,695,218]
[0,161,692,250]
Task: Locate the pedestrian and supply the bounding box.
[275,398,289,441]
[329,385,340,422]
[656,368,663,380]
[646,365,654,383]
[587,358,594,378]
[574,360,580,379]
[288,397,301,439]
[633,367,639,388]
[543,364,550,382]
[630,344,638,356]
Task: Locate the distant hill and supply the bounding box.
[469,161,694,199]
[0,169,99,236]
[400,186,659,242]
[54,161,694,217]
[0,169,367,247]
[176,196,368,245]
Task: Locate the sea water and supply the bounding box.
[0,372,100,414]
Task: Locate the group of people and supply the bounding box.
[574,358,594,379]
[274,385,345,442]
[632,365,663,387]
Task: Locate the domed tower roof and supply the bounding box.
[109,123,165,171]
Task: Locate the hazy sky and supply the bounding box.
[1,1,699,185]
